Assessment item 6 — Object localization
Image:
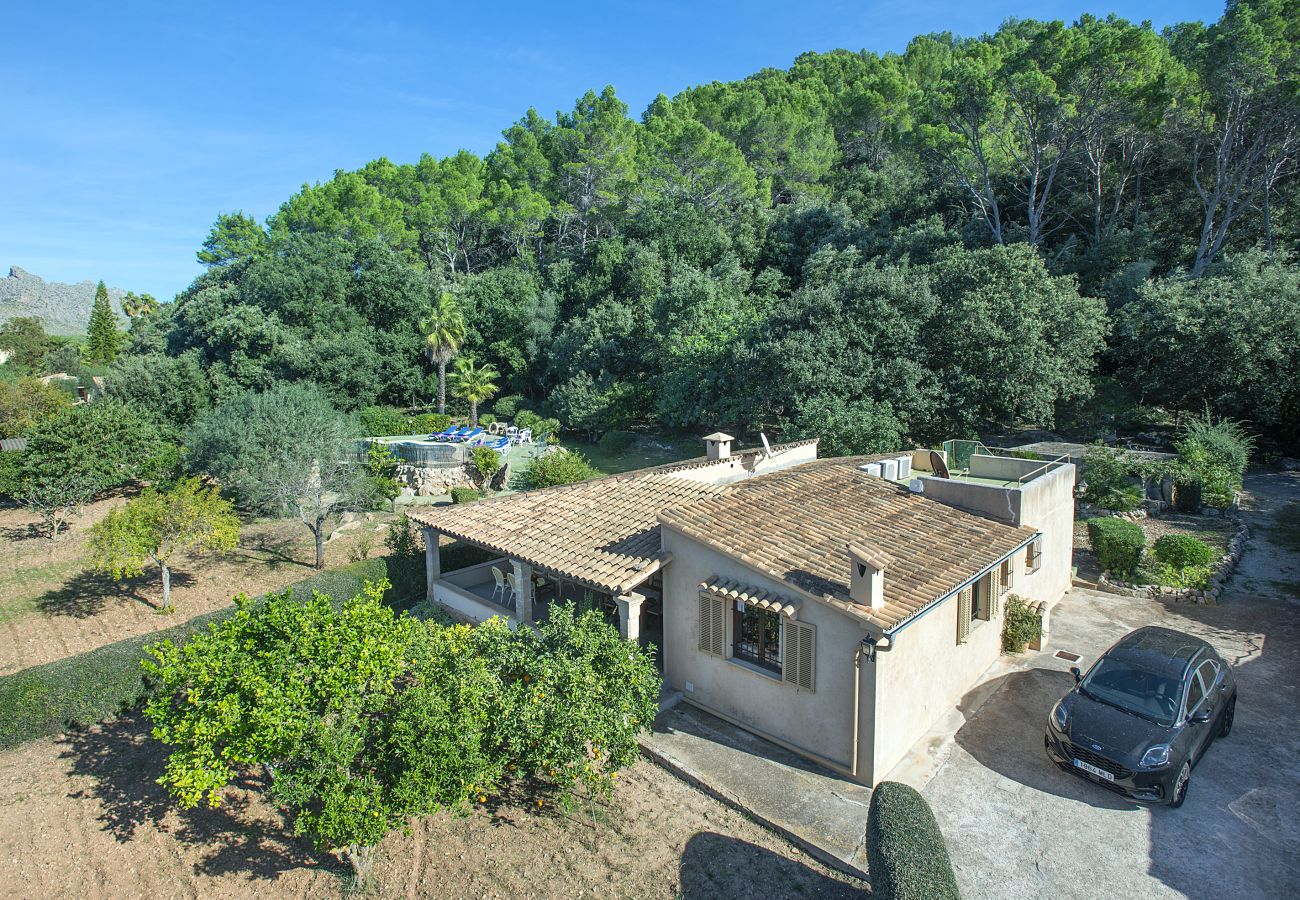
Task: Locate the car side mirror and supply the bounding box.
[1070,666,1081,683]
[1191,709,1212,724]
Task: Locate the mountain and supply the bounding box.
[0,266,127,335]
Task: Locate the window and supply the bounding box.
[1000,558,1014,592]
[1026,537,1043,573]
[1184,669,1206,718]
[974,575,992,621]
[733,600,782,674]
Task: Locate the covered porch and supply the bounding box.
[422,527,664,658]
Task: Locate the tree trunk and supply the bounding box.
[344,844,376,891]
[437,358,447,415]
[314,520,325,570]
[470,400,478,427]
[161,562,172,610]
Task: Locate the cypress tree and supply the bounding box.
[85,280,121,364]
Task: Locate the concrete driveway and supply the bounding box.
[909,472,1300,900]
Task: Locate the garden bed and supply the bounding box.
[1075,511,1246,603]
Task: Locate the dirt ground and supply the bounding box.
[0,496,395,675]
[0,715,865,899]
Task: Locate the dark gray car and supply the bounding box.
[1044,625,1237,807]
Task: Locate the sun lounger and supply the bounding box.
[458,427,484,443]
[430,426,467,442]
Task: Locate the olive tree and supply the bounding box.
[187,384,376,568]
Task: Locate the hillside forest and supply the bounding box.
[6,2,1300,457]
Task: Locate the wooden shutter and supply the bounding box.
[782,620,816,691]
[956,588,972,644]
[989,568,1002,618]
[1003,558,1015,592]
[1027,537,1042,573]
[698,593,725,656]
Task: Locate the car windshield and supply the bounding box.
[1080,657,1181,726]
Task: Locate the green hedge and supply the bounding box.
[866,781,960,900]
[451,486,481,503]
[1153,534,1214,570]
[1087,517,1146,578]
[0,556,422,752]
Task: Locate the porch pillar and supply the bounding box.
[422,527,440,600]
[615,593,644,642]
[512,559,534,625]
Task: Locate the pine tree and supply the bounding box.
[85,280,121,364]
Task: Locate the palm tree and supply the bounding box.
[122,292,159,319]
[419,292,466,415]
[448,356,500,427]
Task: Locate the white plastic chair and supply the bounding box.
[518,428,533,444]
[506,571,519,605]
[490,566,507,604]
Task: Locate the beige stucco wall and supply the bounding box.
[871,572,1006,780]
[659,523,874,779]
[871,460,1076,780]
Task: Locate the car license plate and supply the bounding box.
[1073,758,1114,782]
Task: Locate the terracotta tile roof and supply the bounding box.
[405,440,817,594]
[701,577,800,618]
[659,458,1037,632]
[407,470,728,594]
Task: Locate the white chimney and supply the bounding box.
[703,431,734,461]
[847,544,889,609]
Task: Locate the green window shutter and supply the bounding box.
[698,593,725,656]
[957,588,972,644]
[782,619,816,692]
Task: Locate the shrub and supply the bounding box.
[0,449,22,499]
[520,448,600,489]
[1153,534,1214,570]
[494,394,525,420]
[478,413,497,426]
[1001,594,1040,653]
[384,512,423,559]
[1081,444,1144,511]
[451,486,481,504]
[866,781,960,900]
[515,410,561,443]
[1173,478,1202,513]
[358,405,408,436]
[0,557,420,752]
[470,446,501,483]
[410,412,452,435]
[1087,517,1146,578]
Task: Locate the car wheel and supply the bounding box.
[1170,761,1191,808]
[1219,697,1236,737]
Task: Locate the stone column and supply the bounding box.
[422,527,440,601]
[615,593,644,642]
[512,559,534,626]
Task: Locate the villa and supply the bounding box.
[406,434,1074,785]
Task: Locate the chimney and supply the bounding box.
[703,431,734,462]
[847,544,890,609]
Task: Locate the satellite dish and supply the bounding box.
[760,433,773,459]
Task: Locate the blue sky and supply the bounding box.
[2,0,1223,300]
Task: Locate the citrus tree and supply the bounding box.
[474,603,660,803]
[142,587,659,886]
[90,476,239,611]
[143,582,500,886]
